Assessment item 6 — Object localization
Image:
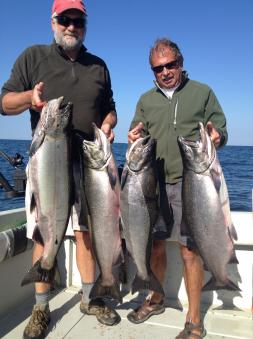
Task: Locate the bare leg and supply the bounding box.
[75,230,96,283]
[179,244,204,337]
[33,242,50,293]
[150,239,167,303]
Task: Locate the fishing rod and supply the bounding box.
[0,150,24,167]
[0,150,26,198]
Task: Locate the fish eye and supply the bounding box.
[135,147,142,154]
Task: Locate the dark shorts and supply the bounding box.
[152,181,192,246]
[66,147,90,235]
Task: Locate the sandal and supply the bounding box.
[175,321,207,339]
[127,299,165,324]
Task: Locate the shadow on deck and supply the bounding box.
[0,286,252,339]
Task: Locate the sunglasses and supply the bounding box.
[151,60,179,74]
[55,15,85,29]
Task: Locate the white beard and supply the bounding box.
[54,29,84,51]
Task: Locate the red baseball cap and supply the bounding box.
[52,0,87,17]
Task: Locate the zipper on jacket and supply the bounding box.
[71,63,76,78]
[173,99,178,130]
[154,81,179,130]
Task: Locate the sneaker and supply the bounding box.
[23,304,50,339]
[80,298,121,326]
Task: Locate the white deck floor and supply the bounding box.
[0,286,252,339]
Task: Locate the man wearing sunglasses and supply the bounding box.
[127,38,227,339]
[0,0,121,338]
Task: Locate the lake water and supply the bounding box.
[0,140,252,213]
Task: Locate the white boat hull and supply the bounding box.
[0,208,252,318]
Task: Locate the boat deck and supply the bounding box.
[0,286,252,339]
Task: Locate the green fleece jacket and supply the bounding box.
[130,73,228,184]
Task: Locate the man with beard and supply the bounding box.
[127,38,227,339]
[0,1,120,338]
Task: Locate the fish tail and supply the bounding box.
[229,223,238,241]
[21,260,56,286]
[202,276,240,292]
[132,271,165,296]
[89,275,122,303]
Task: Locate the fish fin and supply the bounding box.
[120,167,128,190]
[228,223,238,241]
[118,262,128,285]
[118,239,129,285]
[32,226,44,246]
[69,172,75,207]
[211,170,221,193]
[29,194,42,241]
[228,249,239,264]
[89,275,122,303]
[117,164,124,180]
[131,271,165,296]
[21,260,56,286]
[203,263,210,272]
[107,165,117,189]
[30,193,36,214]
[218,173,237,241]
[202,276,241,292]
[29,131,46,157]
[78,185,90,228]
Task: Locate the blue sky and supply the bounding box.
[1,0,252,145]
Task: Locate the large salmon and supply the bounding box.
[120,136,164,296]
[21,97,72,285]
[79,124,122,302]
[178,122,240,291]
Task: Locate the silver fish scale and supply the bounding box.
[179,122,239,291]
[123,174,151,278]
[81,125,121,290]
[26,98,72,271]
[183,171,231,281]
[120,137,158,281]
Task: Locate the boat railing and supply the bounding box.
[0,208,253,317]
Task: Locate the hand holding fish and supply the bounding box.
[101,122,115,143]
[128,122,144,143]
[206,121,221,148]
[31,82,47,112]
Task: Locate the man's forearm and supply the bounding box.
[1,91,33,115]
[102,111,117,128]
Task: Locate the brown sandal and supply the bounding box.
[175,321,207,339]
[127,299,165,324]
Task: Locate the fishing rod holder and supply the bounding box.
[0,150,26,198]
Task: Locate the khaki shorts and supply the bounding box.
[153,181,191,247]
[65,196,89,236]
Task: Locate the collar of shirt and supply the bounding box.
[154,81,179,99]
